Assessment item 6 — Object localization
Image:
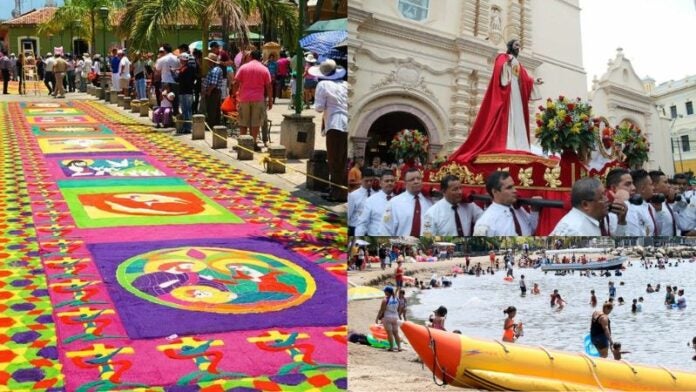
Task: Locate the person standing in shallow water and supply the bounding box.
[590,302,614,358]
[589,289,597,307]
[502,306,522,343]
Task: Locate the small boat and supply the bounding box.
[541,256,627,272]
[400,321,696,391]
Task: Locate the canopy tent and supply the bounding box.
[354,239,370,246]
[306,18,347,33]
[300,30,347,60]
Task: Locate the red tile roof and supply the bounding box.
[3,7,57,25]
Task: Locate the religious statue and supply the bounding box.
[450,39,544,164]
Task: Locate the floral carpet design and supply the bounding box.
[0,100,346,391]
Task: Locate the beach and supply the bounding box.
[348,256,490,391]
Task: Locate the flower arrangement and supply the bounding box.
[534,96,598,156]
[389,129,429,163]
[614,121,649,168]
[431,154,448,170]
[600,125,615,149]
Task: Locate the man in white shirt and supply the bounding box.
[155,44,180,112]
[44,52,55,95]
[423,174,482,236]
[630,169,658,236]
[473,171,538,236]
[355,169,396,236]
[382,167,433,236]
[550,177,609,236]
[347,167,375,237]
[117,50,131,96]
[651,170,692,236]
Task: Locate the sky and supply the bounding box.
[0,0,65,21]
[580,0,696,89]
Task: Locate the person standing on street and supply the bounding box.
[0,52,10,94]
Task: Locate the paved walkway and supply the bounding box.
[0,92,347,391]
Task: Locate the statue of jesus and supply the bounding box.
[451,39,544,163]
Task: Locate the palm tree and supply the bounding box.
[38,0,123,55]
[120,0,298,73]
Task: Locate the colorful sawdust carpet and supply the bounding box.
[0,100,347,391]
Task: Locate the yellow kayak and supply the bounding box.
[400,321,696,391]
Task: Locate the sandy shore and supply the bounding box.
[348,256,491,391]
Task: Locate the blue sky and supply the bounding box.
[0,0,65,21]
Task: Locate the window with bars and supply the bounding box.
[398,0,429,21]
[681,135,690,152]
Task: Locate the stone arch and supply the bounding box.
[350,90,447,161]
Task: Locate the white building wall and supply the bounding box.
[349,0,587,159]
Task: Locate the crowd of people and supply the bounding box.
[347,165,696,237]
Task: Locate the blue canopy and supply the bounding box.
[299,30,347,60]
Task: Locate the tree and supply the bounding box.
[38,0,118,55]
[119,0,298,73]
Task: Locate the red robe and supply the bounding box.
[450,53,535,164]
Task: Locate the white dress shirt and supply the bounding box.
[656,202,679,236]
[422,198,483,236]
[671,200,696,233]
[347,187,372,228]
[627,202,657,236]
[382,192,433,236]
[550,208,601,236]
[355,190,393,236]
[604,212,627,237]
[473,202,538,236]
[314,80,348,134]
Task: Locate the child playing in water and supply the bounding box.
[531,283,540,295]
[502,306,523,342]
[429,305,447,331]
[611,342,630,360]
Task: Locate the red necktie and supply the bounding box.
[510,207,522,236]
[452,204,464,236]
[666,203,677,236]
[648,206,658,236]
[410,195,421,237]
[599,217,608,236]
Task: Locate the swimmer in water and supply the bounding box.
[550,289,566,309]
[531,283,540,295]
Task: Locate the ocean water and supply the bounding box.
[410,259,696,371]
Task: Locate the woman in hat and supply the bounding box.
[302,52,318,108]
[376,286,403,352]
[309,58,348,202]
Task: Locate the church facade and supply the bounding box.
[348,0,673,174]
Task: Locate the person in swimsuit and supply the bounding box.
[376,286,402,352]
[590,302,614,358]
[531,283,540,295]
[502,306,522,343]
[590,289,597,307]
[430,305,447,331]
[550,289,566,309]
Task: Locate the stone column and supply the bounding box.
[212,126,228,149]
[280,114,315,159]
[237,135,254,160]
[191,114,205,140]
